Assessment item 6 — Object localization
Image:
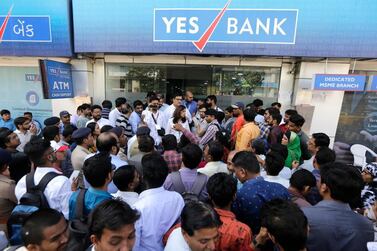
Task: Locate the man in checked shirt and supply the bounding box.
[199,109,220,149]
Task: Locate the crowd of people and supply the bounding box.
[0,91,376,251]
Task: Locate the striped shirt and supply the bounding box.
[199,120,220,147]
[116,114,133,138]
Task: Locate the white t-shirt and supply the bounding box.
[165,228,191,251]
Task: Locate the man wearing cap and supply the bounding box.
[199,109,221,147]
[127,126,151,160]
[86,105,112,129]
[59,110,75,134]
[231,102,245,146]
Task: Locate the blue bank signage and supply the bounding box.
[313,74,366,91]
[40,60,74,99]
[0,1,72,56]
[370,76,377,91]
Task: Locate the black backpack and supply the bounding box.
[7,172,60,245]
[66,188,91,251]
[170,171,207,203]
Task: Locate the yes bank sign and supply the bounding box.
[154,6,298,52]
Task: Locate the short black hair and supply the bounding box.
[181,201,222,236]
[312,133,330,148]
[320,162,364,203]
[86,122,97,135]
[269,144,288,159]
[101,100,112,109]
[266,107,280,116]
[24,137,51,166]
[141,153,169,188]
[172,92,183,99]
[181,144,202,169]
[115,97,127,107]
[232,151,260,174]
[62,124,76,138]
[42,126,60,141]
[0,128,12,148]
[133,100,143,108]
[207,141,224,162]
[162,134,177,151]
[243,108,257,122]
[252,99,263,108]
[207,173,237,208]
[216,111,225,124]
[265,151,285,176]
[0,109,10,116]
[100,125,113,133]
[206,95,217,104]
[315,147,336,167]
[225,106,234,113]
[22,209,64,246]
[149,96,159,103]
[290,169,316,191]
[91,105,102,112]
[83,153,113,188]
[138,135,155,153]
[96,132,117,153]
[289,114,305,127]
[271,112,282,124]
[113,165,137,191]
[271,102,282,108]
[261,199,308,251]
[251,139,266,155]
[24,112,33,117]
[81,103,91,110]
[14,116,29,128]
[89,199,140,240]
[285,109,298,117]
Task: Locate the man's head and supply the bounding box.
[43,126,60,142]
[181,201,222,251]
[162,134,177,151]
[232,151,260,183]
[148,96,160,112]
[265,151,285,176]
[89,199,140,251]
[205,109,217,123]
[261,199,308,251]
[81,103,92,117]
[290,169,316,196]
[137,135,155,153]
[307,133,330,155]
[72,127,94,148]
[24,137,56,167]
[141,153,169,189]
[198,105,207,119]
[113,165,140,192]
[269,144,288,160]
[1,109,11,121]
[264,107,280,122]
[0,148,11,176]
[157,94,165,108]
[133,100,144,114]
[288,114,305,133]
[267,112,282,127]
[91,105,103,121]
[204,141,223,163]
[22,209,68,251]
[114,97,127,111]
[243,108,257,123]
[251,139,266,155]
[252,99,263,111]
[96,132,118,154]
[231,102,245,116]
[59,111,71,125]
[226,150,237,173]
[313,147,336,169]
[62,125,76,144]
[320,163,364,203]
[207,173,237,209]
[181,144,202,170]
[102,100,113,110]
[0,128,20,149]
[172,93,183,107]
[24,112,33,120]
[283,109,298,124]
[224,106,234,120]
[206,95,217,108]
[83,153,113,189]
[185,91,194,102]
[14,116,31,131]
[271,102,282,110]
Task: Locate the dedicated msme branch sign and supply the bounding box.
[313,74,366,92]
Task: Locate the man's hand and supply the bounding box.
[174,123,184,132]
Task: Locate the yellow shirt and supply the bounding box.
[235,122,261,151]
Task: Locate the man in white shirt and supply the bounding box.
[299,133,330,172]
[14,117,36,152]
[133,153,184,251]
[263,151,290,188]
[112,165,140,207]
[199,141,229,177]
[163,93,192,130]
[109,97,127,127]
[142,96,164,146]
[165,201,221,251]
[86,105,111,129]
[15,137,72,219]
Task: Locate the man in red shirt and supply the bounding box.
[207,173,253,251]
[230,102,245,146]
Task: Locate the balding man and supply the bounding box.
[183,91,197,117]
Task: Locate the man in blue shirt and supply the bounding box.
[69,152,113,220]
[129,100,144,135]
[0,109,16,131]
[303,163,374,251]
[231,151,290,234]
[183,91,197,117]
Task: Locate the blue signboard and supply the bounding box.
[73,0,377,57]
[313,74,366,91]
[370,76,377,91]
[40,60,74,99]
[0,1,72,56]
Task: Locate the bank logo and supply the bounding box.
[153,0,298,52]
[0,4,52,43]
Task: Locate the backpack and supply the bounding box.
[171,171,207,203]
[7,172,60,245]
[210,123,231,149]
[66,188,91,251]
